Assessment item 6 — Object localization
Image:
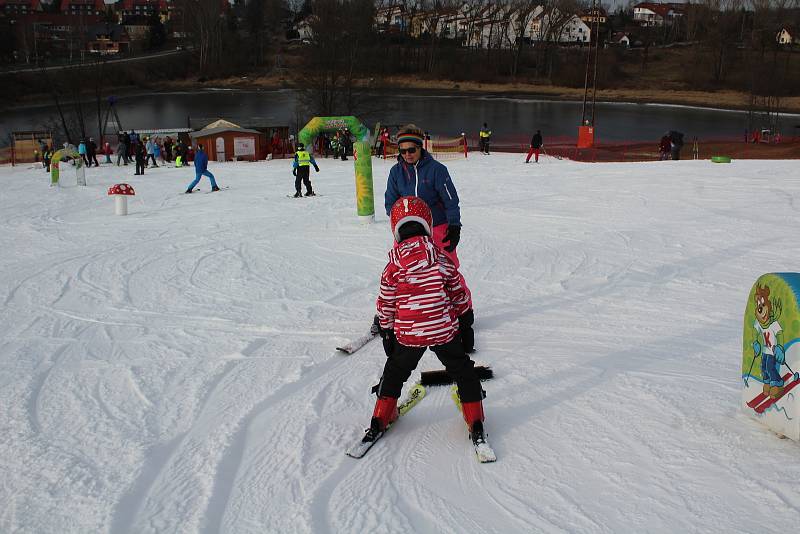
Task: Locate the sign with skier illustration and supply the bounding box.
[742,273,800,440]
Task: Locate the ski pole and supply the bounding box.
[744,351,759,386]
[783,359,799,380]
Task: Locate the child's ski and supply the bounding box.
[336,322,380,354]
[451,386,496,463]
[754,377,800,414]
[346,384,426,459]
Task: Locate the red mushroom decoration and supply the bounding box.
[108,183,135,215]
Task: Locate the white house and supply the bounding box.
[560,15,591,43]
[530,7,591,44]
[375,3,407,33]
[294,17,314,40]
[612,31,631,47]
[633,2,684,27]
[776,26,797,45]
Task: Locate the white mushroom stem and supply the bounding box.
[114,195,128,216]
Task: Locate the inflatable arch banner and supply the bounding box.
[297,116,369,149]
[353,141,375,222]
[742,273,800,440]
[298,117,374,221]
[50,148,86,186]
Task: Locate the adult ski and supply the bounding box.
[450,386,496,463]
[754,378,800,414]
[346,384,426,459]
[747,372,792,408]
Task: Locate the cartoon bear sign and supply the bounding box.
[742,273,800,440]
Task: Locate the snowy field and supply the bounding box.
[1,152,799,534]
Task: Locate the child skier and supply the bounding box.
[291,143,319,197]
[366,196,488,447]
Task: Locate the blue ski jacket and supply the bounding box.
[385,150,461,227]
[194,150,209,172]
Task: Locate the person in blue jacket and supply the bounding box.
[185,144,220,193]
[384,123,475,353]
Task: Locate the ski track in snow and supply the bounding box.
[2,155,800,533]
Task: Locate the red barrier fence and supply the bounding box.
[464,134,800,162]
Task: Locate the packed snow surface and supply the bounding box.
[1,153,799,533]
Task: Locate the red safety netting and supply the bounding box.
[463,134,800,162]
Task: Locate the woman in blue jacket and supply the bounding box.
[384,124,475,352]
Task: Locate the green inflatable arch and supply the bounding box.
[298,116,374,222]
[50,147,86,186]
[297,116,369,149]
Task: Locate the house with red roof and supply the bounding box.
[633,2,685,27]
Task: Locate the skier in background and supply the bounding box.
[659,134,672,160]
[340,129,352,161]
[42,144,52,172]
[185,144,220,193]
[330,132,341,160]
[87,138,99,167]
[366,196,488,446]
[134,141,146,175]
[479,123,491,155]
[384,123,475,354]
[145,137,158,168]
[669,131,684,161]
[526,130,543,163]
[291,142,319,197]
[78,139,89,166]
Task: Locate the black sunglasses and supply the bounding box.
[399,147,418,155]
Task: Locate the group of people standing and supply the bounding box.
[316,129,353,160]
[114,131,191,173]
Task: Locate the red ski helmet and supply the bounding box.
[390,196,432,242]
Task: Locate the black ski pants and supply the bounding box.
[377,337,483,402]
[294,166,313,194]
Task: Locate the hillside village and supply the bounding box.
[3,0,799,65]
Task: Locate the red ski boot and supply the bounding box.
[461,400,486,444]
[370,396,399,435]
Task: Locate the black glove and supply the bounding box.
[443,225,461,252]
[292,168,297,176]
[370,314,381,336]
[379,327,396,357]
[458,309,475,353]
[313,164,320,172]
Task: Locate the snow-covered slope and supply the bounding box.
[1,153,799,533]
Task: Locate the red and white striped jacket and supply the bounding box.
[376,236,470,347]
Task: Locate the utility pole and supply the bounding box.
[578,0,600,148]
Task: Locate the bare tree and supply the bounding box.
[298,0,376,116]
[504,0,540,78]
[178,0,226,76]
